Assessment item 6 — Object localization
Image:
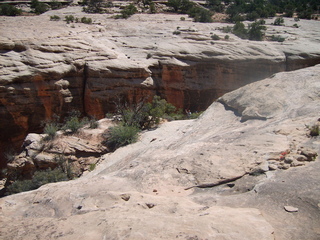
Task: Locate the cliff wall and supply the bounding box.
[1,10,320,166]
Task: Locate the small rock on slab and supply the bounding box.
[284,206,299,212]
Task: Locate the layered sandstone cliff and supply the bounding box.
[1,65,320,240]
[1,8,320,165]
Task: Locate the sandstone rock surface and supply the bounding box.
[1,65,320,239]
[1,8,320,165]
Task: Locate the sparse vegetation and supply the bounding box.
[61,110,87,134]
[104,125,140,151]
[232,20,266,41]
[211,34,220,40]
[43,122,60,141]
[271,35,285,42]
[31,0,49,14]
[115,3,138,19]
[65,15,75,23]
[273,17,284,26]
[50,15,61,21]
[309,124,320,137]
[0,4,22,16]
[82,0,105,13]
[6,168,69,195]
[81,16,92,24]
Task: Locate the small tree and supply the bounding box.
[248,20,266,41]
[233,21,248,39]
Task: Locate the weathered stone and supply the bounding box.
[300,149,318,161]
[284,206,299,212]
[120,193,131,201]
[268,164,278,171]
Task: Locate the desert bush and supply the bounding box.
[188,6,212,23]
[83,0,104,13]
[232,21,248,39]
[31,0,49,14]
[62,110,87,134]
[0,4,22,16]
[309,124,319,137]
[43,122,60,141]
[6,168,68,195]
[115,4,137,19]
[4,148,17,163]
[81,16,92,24]
[65,15,75,23]
[221,26,232,33]
[247,20,266,41]
[271,35,285,42]
[211,34,220,40]
[224,35,230,40]
[50,15,61,21]
[273,17,284,26]
[173,30,181,35]
[149,2,156,14]
[88,118,99,129]
[89,163,96,171]
[104,125,140,151]
[233,20,266,41]
[50,0,62,10]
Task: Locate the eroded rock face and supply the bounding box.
[1,8,320,166]
[1,64,320,240]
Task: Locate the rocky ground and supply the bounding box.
[1,65,320,239]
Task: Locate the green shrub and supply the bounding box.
[104,125,140,151]
[6,168,69,195]
[188,6,212,23]
[222,26,232,33]
[149,2,156,13]
[89,163,96,171]
[293,23,299,28]
[173,30,181,35]
[233,21,248,39]
[273,17,284,26]
[43,122,59,141]
[116,3,137,19]
[4,148,16,163]
[31,0,49,14]
[83,0,104,13]
[65,15,75,23]
[0,4,22,16]
[224,35,230,40]
[271,35,285,42]
[211,34,220,40]
[309,124,319,137]
[81,16,92,24]
[50,15,61,21]
[248,20,266,41]
[62,110,86,134]
[180,17,186,21]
